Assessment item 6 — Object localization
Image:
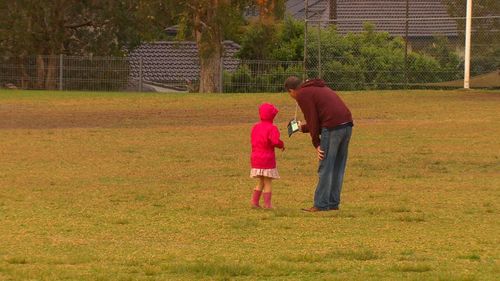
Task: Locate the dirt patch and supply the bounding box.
[458,92,500,101]
[0,106,254,129]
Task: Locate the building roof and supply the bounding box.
[129,41,240,85]
[287,0,330,22]
[287,0,459,37]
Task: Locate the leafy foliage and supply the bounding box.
[223,63,303,93]
[0,0,180,57]
[234,19,466,91]
[237,16,304,61]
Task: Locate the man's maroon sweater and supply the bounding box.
[297,79,353,148]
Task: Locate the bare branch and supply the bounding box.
[199,20,208,29]
[64,20,92,29]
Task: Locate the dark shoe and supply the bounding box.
[301,206,325,212]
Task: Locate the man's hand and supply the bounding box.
[297,121,304,132]
[316,146,325,160]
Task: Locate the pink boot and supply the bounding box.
[250,189,262,208]
[263,192,273,209]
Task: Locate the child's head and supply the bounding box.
[259,103,278,122]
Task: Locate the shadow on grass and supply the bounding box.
[272,208,356,218]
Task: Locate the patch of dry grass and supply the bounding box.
[0,89,499,280]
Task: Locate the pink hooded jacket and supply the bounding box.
[250,103,284,169]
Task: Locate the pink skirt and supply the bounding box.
[250,168,280,179]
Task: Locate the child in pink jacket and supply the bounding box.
[250,103,285,209]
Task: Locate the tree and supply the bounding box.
[238,16,303,61]
[177,0,248,93]
[174,0,291,93]
[238,22,278,60]
[0,0,180,57]
[0,0,179,89]
[255,0,285,22]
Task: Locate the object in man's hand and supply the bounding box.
[287,119,300,137]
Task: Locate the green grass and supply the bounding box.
[0,89,499,280]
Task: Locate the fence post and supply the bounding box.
[303,0,309,80]
[464,0,473,89]
[139,57,143,92]
[59,54,63,91]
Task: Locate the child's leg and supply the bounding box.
[257,176,264,191]
[251,176,264,208]
[262,177,273,209]
[263,177,272,193]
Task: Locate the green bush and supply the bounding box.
[223,63,303,93]
[235,19,467,90]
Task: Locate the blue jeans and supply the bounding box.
[314,126,352,210]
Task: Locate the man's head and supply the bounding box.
[284,76,302,100]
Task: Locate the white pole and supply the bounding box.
[464,0,472,89]
[303,0,309,81]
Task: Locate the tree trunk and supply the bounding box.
[45,55,58,90]
[193,0,223,93]
[21,64,29,89]
[199,44,222,93]
[36,55,46,89]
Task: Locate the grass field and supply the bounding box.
[0,89,499,281]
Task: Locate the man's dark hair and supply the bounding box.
[284,76,302,91]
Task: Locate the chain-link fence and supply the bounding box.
[0,17,498,93]
[0,55,131,92]
[304,16,499,90]
[0,55,303,93]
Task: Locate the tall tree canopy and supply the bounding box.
[0,0,180,57]
[0,0,180,89]
[0,0,289,92]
